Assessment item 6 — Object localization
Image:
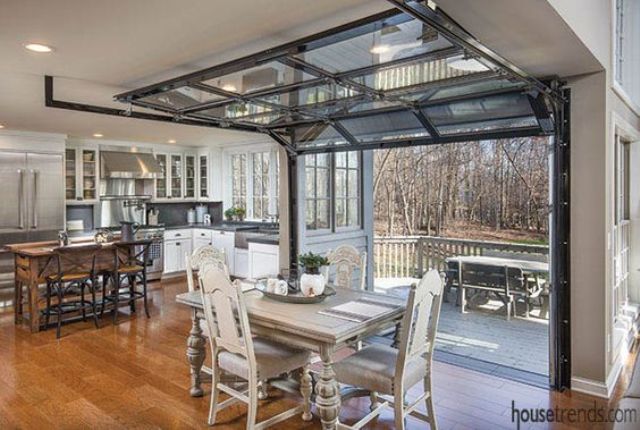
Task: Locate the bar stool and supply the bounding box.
[44,244,102,339]
[101,240,152,323]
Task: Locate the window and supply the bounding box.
[305,154,331,230]
[252,152,270,219]
[231,154,247,209]
[306,151,361,231]
[228,149,280,219]
[613,135,631,323]
[615,0,640,108]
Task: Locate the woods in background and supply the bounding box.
[373,137,550,242]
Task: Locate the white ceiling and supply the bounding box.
[0,0,601,147]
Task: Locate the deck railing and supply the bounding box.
[374,236,549,278]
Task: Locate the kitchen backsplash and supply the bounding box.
[149,201,222,226]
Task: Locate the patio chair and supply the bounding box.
[332,269,443,430]
[323,244,367,290]
[199,263,312,428]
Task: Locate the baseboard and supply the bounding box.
[571,377,610,398]
[571,348,626,399]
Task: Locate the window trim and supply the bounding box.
[612,0,640,117]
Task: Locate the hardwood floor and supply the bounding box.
[0,278,635,429]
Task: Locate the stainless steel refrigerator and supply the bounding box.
[0,151,64,288]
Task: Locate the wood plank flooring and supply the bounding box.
[0,279,636,429]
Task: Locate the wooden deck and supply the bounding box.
[0,278,635,429]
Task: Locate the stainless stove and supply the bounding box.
[135,226,164,281]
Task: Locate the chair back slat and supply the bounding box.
[52,244,102,277]
[186,246,228,292]
[199,264,252,359]
[396,270,443,370]
[324,245,367,290]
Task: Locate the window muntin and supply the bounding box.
[615,0,640,107]
[306,151,361,231]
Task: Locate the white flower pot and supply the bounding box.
[300,273,325,297]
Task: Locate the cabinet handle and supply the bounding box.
[176,242,181,246]
[200,233,206,237]
[175,233,181,237]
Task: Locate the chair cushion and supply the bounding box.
[333,344,427,395]
[218,337,310,380]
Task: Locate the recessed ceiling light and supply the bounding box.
[168,139,176,144]
[221,84,237,92]
[24,43,53,53]
[0,124,4,129]
[446,57,490,72]
[93,133,103,138]
[370,44,390,54]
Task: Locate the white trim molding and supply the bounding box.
[571,359,623,399]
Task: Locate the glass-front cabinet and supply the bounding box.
[155,153,168,199]
[65,145,98,203]
[198,154,209,200]
[184,154,196,199]
[170,154,183,198]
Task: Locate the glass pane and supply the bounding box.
[435,116,539,135]
[253,174,262,196]
[336,169,347,198]
[335,152,347,168]
[317,168,329,198]
[339,110,429,143]
[197,102,280,124]
[427,78,523,101]
[347,151,358,167]
[253,198,262,218]
[295,123,345,148]
[422,92,536,132]
[139,86,224,111]
[203,61,315,94]
[351,56,483,91]
[258,83,359,109]
[306,201,316,229]
[305,154,316,167]
[348,199,359,226]
[305,168,315,195]
[317,153,330,167]
[335,199,346,227]
[348,170,359,197]
[317,200,330,229]
[294,18,453,73]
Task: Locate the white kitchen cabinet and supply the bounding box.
[248,242,279,279]
[65,145,98,204]
[164,229,193,274]
[234,249,249,279]
[184,154,196,199]
[154,152,197,201]
[197,153,210,201]
[193,228,213,249]
[212,230,235,276]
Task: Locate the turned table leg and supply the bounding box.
[187,309,206,397]
[28,274,40,333]
[301,365,313,422]
[315,345,340,430]
[14,279,23,324]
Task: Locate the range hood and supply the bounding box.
[101,151,162,179]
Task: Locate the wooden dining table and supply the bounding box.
[176,287,406,430]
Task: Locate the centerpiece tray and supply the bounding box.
[256,282,336,304]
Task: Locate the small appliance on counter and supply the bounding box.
[148,208,160,226]
[58,231,70,247]
[195,204,208,223]
[187,208,196,224]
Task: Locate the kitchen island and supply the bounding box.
[6,239,146,333]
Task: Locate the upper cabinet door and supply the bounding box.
[81,149,98,202]
[184,154,195,199]
[155,153,168,199]
[65,148,77,201]
[198,154,209,200]
[170,154,183,199]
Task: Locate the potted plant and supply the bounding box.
[235,207,246,221]
[298,252,329,297]
[224,207,236,221]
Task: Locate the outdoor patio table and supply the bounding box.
[446,255,549,273]
[176,287,405,430]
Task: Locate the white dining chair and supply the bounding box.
[323,244,367,290]
[199,263,313,429]
[332,269,443,430]
[185,245,228,376]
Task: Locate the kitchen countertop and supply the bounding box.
[165,222,261,232]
